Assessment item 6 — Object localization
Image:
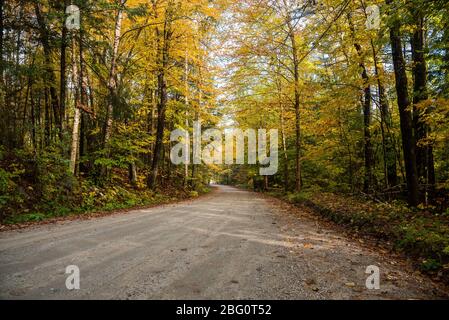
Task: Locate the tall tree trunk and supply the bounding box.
[362,3,396,189]
[78,29,89,172]
[372,39,398,188]
[148,51,168,189]
[44,89,50,146]
[184,51,189,187]
[69,37,81,175]
[148,8,173,189]
[288,25,301,193]
[275,74,289,191]
[191,69,202,189]
[104,0,125,146]
[362,82,373,192]
[147,86,156,165]
[348,16,374,192]
[280,101,289,192]
[60,0,69,131]
[34,3,61,140]
[387,0,419,206]
[411,12,435,193]
[31,90,36,153]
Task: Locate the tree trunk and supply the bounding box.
[348,14,374,192]
[411,12,435,193]
[34,3,61,140]
[104,0,125,146]
[60,0,69,130]
[129,162,137,186]
[280,102,289,192]
[31,91,36,153]
[362,12,396,190]
[191,72,202,189]
[289,26,301,193]
[148,8,173,189]
[184,51,189,187]
[148,59,168,189]
[372,45,398,188]
[387,0,420,206]
[147,87,156,165]
[275,74,289,192]
[78,29,89,173]
[44,89,50,146]
[69,37,81,175]
[362,82,374,192]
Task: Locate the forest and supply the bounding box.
[1,0,449,275]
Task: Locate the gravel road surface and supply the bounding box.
[0,185,446,299]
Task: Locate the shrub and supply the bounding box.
[189,191,199,197]
[286,191,311,203]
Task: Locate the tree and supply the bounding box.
[386,0,419,206]
[410,4,435,192]
[104,0,126,147]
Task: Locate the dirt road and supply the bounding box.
[0,185,446,299]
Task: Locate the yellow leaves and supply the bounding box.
[416,98,449,147]
[413,98,449,128]
[196,1,221,20]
